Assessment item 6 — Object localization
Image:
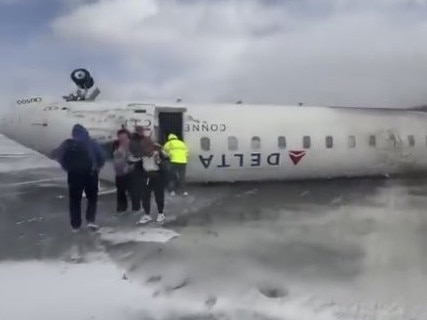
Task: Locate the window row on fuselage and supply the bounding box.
[199,134,419,151]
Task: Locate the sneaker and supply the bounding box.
[137,214,153,225]
[72,228,80,234]
[156,214,165,223]
[183,192,188,197]
[87,222,99,231]
[170,191,176,197]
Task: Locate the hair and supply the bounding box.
[117,128,131,138]
[141,137,156,156]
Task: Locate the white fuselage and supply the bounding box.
[1,98,427,183]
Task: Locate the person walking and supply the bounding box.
[163,133,189,196]
[54,124,106,232]
[112,128,132,214]
[137,140,168,224]
[128,125,153,213]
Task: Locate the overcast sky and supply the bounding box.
[2,0,427,107]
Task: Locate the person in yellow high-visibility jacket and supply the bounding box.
[163,133,189,196]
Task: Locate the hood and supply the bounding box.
[167,133,178,141]
[71,124,90,141]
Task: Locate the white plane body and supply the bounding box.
[2,96,427,184]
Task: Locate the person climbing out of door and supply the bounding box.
[137,137,169,224]
[163,133,189,196]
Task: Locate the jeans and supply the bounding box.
[168,163,186,194]
[67,170,99,229]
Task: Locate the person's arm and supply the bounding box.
[163,141,171,155]
[52,140,69,170]
[154,143,169,160]
[92,141,106,169]
[111,140,119,157]
[161,149,169,159]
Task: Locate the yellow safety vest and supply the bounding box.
[163,134,188,164]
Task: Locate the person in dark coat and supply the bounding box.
[127,126,145,213]
[54,124,106,232]
[111,128,132,214]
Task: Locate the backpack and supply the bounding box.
[142,155,160,172]
[62,139,94,172]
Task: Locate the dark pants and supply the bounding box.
[142,172,165,215]
[169,163,187,194]
[129,166,146,211]
[115,173,131,212]
[67,170,99,229]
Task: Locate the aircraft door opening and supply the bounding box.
[158,112,183,145]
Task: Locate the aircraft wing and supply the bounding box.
[405,104,427,112]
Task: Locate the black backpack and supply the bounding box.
[62,139,94,172]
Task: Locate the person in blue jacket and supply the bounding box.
[54,124,106,232]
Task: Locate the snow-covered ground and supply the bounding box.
[1,134,427,319]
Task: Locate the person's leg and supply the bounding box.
[179,164,187,194]
[176,164,187,195]
[115,175,128,212]
[138,176,153,224]
[129,170,142,212]
[123,172,132,209]
[153,175,166,222]
[84,171,99,226]
[153,175,165,210]
[142,177,152,215]
[168,164,178,194]
[139,173,149,210]
[67,172,84,230]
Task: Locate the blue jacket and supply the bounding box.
[54,124,106,171]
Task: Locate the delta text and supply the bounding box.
[199,152,282,169]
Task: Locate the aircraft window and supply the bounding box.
[325,136,333,149]
[200,137,210,151]
[348,135,356,148]
[251,136,261,149]
[228,136,238,151]
[369,135,376,147]
[303,136,311,149]
[408,135,415,147]
[278,136,286,149]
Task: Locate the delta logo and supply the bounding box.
[288,150,306,165]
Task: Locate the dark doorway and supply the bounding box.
[158,112,183,145]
